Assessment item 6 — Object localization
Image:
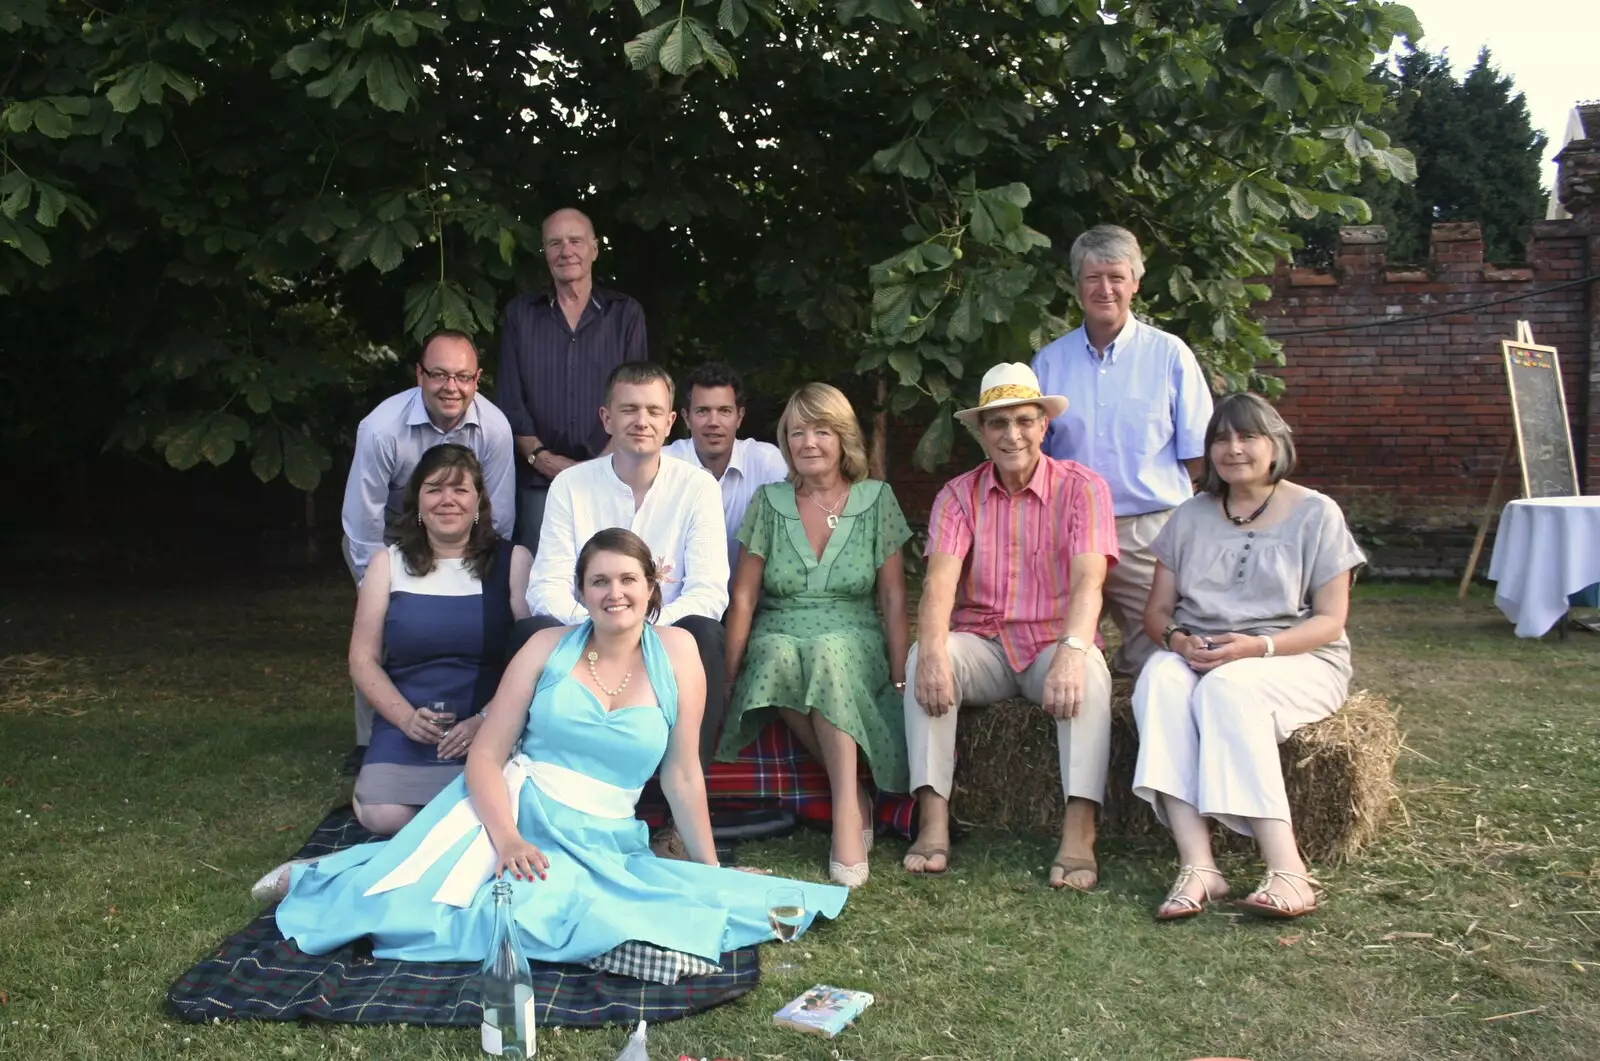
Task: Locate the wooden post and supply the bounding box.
[869,372,889,482]
[304,489,319,566]
[1458,441,1516,599]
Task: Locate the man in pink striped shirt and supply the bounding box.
[903,363,1119,890]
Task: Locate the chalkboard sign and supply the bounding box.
[1501,337,1579,498]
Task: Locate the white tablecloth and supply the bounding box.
[1486,496,1600,637]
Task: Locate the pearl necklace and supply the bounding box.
[586,650,633,698]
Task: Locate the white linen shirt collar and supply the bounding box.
[526,453,731,624]
[663,436,790,576]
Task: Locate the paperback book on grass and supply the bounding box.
[771,984,874,1038]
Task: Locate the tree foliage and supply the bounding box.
[1297,46,1549,266]
[0,0,1419,484]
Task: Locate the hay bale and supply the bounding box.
[952,682,1399,863]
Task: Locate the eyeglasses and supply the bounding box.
[420,368,479,386]
[981,414,1043,433]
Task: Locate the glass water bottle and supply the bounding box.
[478,880,536,1057]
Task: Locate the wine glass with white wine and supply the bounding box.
[765,885,806,973]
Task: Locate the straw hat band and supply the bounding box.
[978,384,1045,406]
[955,361,1068,423]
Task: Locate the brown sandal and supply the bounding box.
[1048,856,1099,892]
[902,842,949,876]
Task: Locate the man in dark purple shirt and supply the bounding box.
[497,207,648,554]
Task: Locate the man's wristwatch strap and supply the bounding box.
[526,445,548,466]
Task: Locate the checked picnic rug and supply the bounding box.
[165,809,759,1028]
[698,722,916,838]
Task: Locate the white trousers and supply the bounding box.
[1130,650,1347,837]
[1102,510,1171,677]
[904,633,1113,804]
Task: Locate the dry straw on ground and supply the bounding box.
[953,681,1399,863]
[0,653,106,716]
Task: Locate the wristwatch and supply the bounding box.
[525,445,548,466]
[1162,623,1190,650]
[1059,635,1088,653]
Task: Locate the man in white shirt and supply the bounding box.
[339,329,516,763]
[662,362,789,576]
[518,362,730,767]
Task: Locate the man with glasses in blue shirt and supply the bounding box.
[338,329,516,768]
[1033,225,1213,678]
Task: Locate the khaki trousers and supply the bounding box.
[1102,510,1172,677]
[341,535,375,746]
[904,633,1112,804]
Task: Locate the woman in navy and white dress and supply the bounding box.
[349,443,531,836]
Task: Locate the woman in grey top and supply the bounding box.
[1133,394,1365,921]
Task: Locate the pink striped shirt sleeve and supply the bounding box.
[1067,467,1120,565]
[927,479,974,558]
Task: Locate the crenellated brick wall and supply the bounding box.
[1252,217,1592,573]
[886,107,1600,576]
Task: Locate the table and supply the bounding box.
[1486,495,1600,637]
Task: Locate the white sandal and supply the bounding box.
[1154,864,1229,921]
[1235,869,1322,919]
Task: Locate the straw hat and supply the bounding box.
[954,362,1068,423]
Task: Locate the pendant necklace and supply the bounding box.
[1223,483,1277,526]
[586,650,633,698]
[807,485,848,529]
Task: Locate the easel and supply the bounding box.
[1459,322,1590,639]
[1456,441,1517,599]
[1457,321,1538,600]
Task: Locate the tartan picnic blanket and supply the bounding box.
[661,722,916,838]
[165,810,759,1028]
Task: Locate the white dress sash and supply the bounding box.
[362,754,642,908]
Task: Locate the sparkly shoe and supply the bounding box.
[828,860,870,888]
[249,858,315,904]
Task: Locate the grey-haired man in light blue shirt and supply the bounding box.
[1033,225,1213,677]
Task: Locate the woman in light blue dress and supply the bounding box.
[264,528,847,968]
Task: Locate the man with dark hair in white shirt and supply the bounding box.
[663,361,789,578]
[339,330,515,768]
[514,361,730,769]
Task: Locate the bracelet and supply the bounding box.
[1261,634,1276,658]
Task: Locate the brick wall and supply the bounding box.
[1255,218,1593,574]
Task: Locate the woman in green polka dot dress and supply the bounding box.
[717,383,912,888]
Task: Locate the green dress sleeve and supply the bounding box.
[873,482,913,569]
[736,484,775,560]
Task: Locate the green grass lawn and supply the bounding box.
[1,577,1597,1060]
